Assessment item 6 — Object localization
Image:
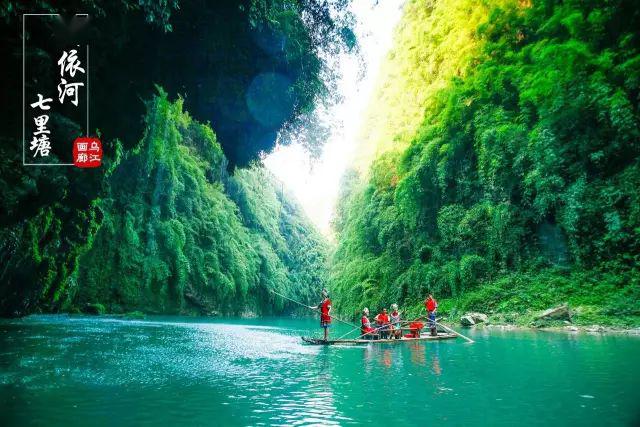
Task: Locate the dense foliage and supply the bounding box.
[1,0,352,166]
[3,0,639,325]
[0,93,328,316]
[74,94,327,315]
[0,1,338,316]
[331,0,640,325]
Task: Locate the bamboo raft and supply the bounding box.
[301,332,458,345]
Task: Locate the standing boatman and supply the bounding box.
[374,307,391,339]
[310,289,332,341]
[424,293,438,336]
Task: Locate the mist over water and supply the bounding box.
[1,316,639,426]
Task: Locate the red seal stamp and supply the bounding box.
[73,137,102,168]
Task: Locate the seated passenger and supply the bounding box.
[390,303,402,339]
[408,321,424,338]
[361,308,375,339]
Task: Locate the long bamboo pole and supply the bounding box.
[433,320,475,343]
[339,316,442,341]
[359,316,473,343]
[269,289,359,328]
[353,321,391,340]
[415,314,475,343]
[335,325,362,340]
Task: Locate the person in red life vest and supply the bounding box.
[374,307,391,339]
[361,307,375,339]
[408,321,424,338]
[424,293,438,336]
[309,289,332,341]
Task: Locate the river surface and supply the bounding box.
[0,315,639,426]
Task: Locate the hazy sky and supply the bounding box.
[264,0,404,237]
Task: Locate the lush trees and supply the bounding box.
[73,93,329,315]
[2,0,639,323]
[331,0,640,324]
[0,92,328,316]
[1,0,352,166]
[0,0,339,316]
[352,0,495,169]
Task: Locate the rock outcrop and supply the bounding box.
[460,315,475,326]
[468,312,488,323]
[460,312,488,326]
[535,304,571,321]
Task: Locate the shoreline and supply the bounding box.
[5,311,640,337]
[461,321,640,336]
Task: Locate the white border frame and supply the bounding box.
[23,13,89,166]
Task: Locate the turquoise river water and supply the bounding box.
[0,315,639,426]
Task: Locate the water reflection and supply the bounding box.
[361,341,444,376]
[382,349,392,368]
[408,342,426,367]
[261,342,349,426]
[430,345,441,376]
[362,344,399,370]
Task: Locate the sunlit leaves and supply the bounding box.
[331,0,640,315]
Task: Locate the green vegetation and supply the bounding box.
[0,93,328,317]
[354,0,496,168]
[124,311,146,320]
[331,0,640,327]
[84,303,106,315]
[75,93,328,315]
[1,0,353,167]
[1,0,638,327]
[0,1,339,316]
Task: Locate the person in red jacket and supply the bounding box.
[424,293,438,336]
[374,307,391,339]
[310,289,332,341]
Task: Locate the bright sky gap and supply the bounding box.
[264,0,404,236]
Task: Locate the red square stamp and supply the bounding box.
[73,137,102,168]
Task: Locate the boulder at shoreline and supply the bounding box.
[535,304,571,321]
[460,312,488,326]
